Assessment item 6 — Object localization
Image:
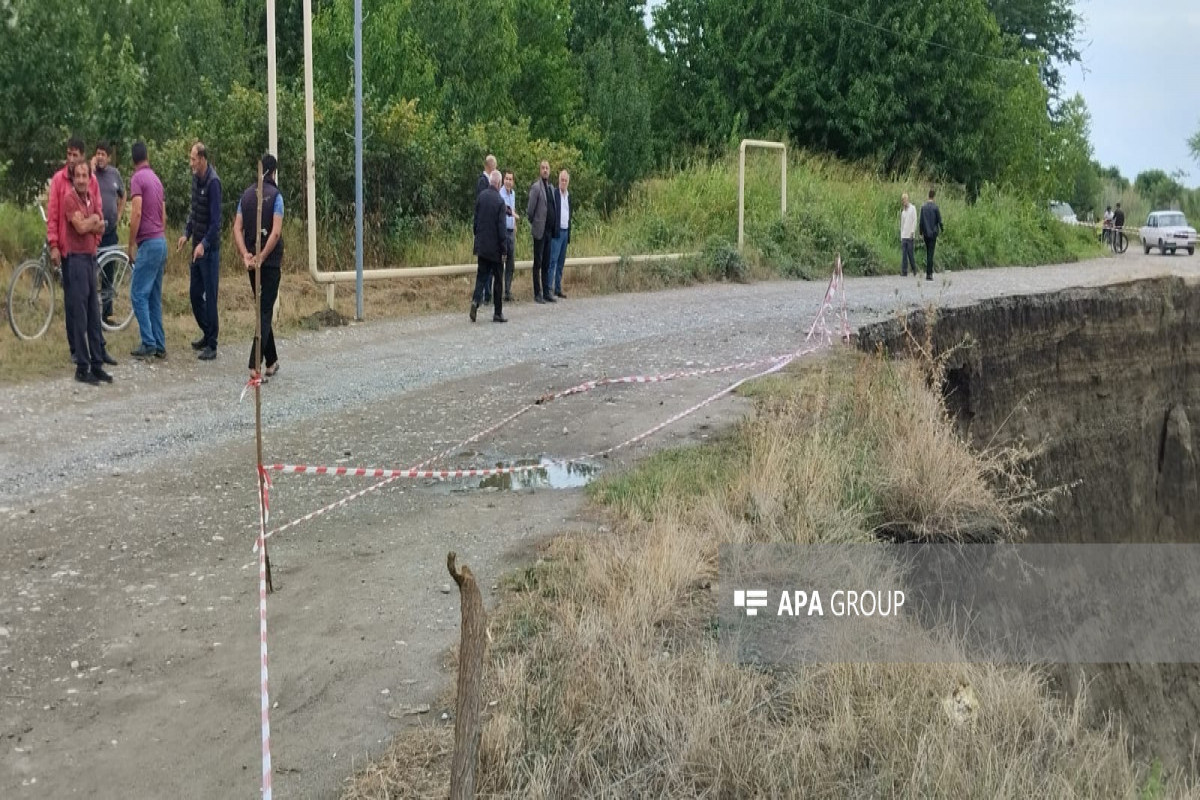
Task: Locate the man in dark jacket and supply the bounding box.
[177,142,222,360]
[475,154,497,199]
[918,189,943,281]
[526,160,557,304]
[234,154,285,380]
[472,171,508,323]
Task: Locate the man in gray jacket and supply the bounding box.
[526,160,556,303]
[919,189,943,281]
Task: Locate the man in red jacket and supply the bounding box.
[47,136,116,366]
[60,160,112,384]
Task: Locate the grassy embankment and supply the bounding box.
[341,345,1182,799]
[0,150,1100,383]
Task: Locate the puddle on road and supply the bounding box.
[424,457,601,493]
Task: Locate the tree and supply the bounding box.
[654,0,1029,191]
[511,0,581,142]
[1189,122,1200,167]
[1135,169,1185,210]
[984,0,1080,101]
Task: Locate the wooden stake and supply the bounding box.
[253,160,273,593]
[447,552,487,800]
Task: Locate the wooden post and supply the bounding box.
[447,552,487,800]
[253,160,273,593]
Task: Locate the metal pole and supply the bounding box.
[266,0,278,161]
[781,150,787,216]
[737,142,746,251]
[302,0,322,308]
[353,0,364,321]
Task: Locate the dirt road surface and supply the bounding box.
[1,249,1194,798]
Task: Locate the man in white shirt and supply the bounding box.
[549,170,571,299]
[491,170,518,302]
[899,192,917,277]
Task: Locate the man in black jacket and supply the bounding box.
[475,154,497,198]
[177,142,222,359]
[234,154,285,380]
[471,171,508,323]
[919,189,943,281]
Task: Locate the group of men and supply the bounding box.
[44,136,286,385]
[899,189,944,280]
[469,155,572,323]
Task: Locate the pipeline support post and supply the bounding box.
[737,139,788,251]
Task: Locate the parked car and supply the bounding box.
[1140,211,1196,256]
[1049,201,1078,224]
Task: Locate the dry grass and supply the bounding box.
[342,351,1185,799]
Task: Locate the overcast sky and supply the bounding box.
[1061,0,1200,187]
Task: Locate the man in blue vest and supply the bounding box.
[234,154,285,381]
[177,142,222,360]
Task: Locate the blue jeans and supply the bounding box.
[131,237,167,350]
[189,243,220,348]
[549,229,569,294]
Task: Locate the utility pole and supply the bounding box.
[354,0,364,321]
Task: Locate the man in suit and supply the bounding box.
[918,188,943,281]
[476,154,497,199]
[526,160,557,304]
[549,169,572,298]
[471,171,508,323]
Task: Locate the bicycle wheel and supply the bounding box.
[1114,232,1128,254]
[7,259,55,340]
[98,250,134,332]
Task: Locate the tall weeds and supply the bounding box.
[343,351,1175,799]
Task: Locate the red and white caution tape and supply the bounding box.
[259,257,855,543]
[255,465,273,800]
[241,372,265,404]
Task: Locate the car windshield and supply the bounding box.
[1158,213,1187,227]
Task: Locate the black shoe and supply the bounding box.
[191,338,206,351]
[535,296,546,304]
[469,302,478,322]
[504,293,514,302]
[102,353,118,366]
[555,291,566,299]
[131,345,156,358]
[493,314,508,323]
[543,295,556,303]
[92,367,113,383]
[75,367,99,385]
[154,349,167,359]
[925,275,933,281]
[197,347,217,361]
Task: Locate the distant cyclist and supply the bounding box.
[1101,205,1114,245]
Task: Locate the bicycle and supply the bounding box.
[6,205,134,340]
[1108,228,1129,254]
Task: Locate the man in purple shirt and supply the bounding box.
[127,141,168,358]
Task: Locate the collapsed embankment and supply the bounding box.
[859,275,1200,772]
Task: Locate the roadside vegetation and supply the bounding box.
[0,151,1099,384]
[341,347,1183,799]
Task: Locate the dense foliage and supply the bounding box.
[0,0,1127,233]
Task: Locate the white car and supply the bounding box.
[1140,211,1196,256]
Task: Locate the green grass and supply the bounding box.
[1,149,1102,278]
[586,437,745,520]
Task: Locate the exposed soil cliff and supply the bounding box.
[859,276,1200,773]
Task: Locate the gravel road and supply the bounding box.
[1,250,1195,798]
